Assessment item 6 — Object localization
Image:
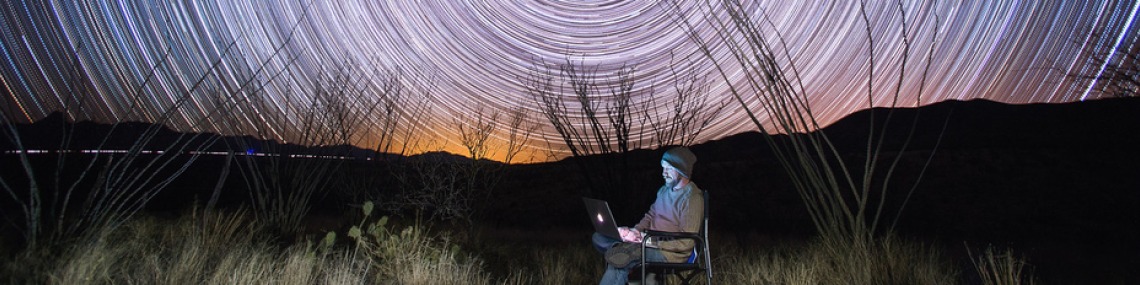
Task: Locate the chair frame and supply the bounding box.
[634,190,712,285]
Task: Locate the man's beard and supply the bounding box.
[664,177,678,190]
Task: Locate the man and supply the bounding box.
[592,146,705,285]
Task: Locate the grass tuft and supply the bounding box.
[969,244,1038,285]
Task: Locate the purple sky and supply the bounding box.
[1,1,1136,161]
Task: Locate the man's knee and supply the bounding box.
[592,232,617,253]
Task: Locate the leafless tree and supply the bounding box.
[525,59,644,201]
[385,103,535,225]
[526,56,727,206]
[0,41,240,247]
[445,105,538,226]
[644,55,729,148]
[502,106,539,164]
[452,107,499,223]
[1069,29,1138,98]
[228,64,373,235]
[455,107,499,162]
[365,67,436,159]
[673,0,944,245]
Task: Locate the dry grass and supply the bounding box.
[1,209,1037,284]
[45,208,372,285]
[478,243,602,285]
[714,236,959,285]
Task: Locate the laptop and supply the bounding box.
[582,197,622,239]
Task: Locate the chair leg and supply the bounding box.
[678,269,703,285]
[629,270,663,285]
[647,271,662,285]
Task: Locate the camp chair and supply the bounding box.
[632,190,712,285]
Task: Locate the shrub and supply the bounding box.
[344,201,494,284]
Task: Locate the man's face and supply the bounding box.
[661,160,681,189]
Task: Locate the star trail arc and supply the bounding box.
[1,0,1136,161]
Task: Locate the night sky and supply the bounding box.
[2,1,1137,161]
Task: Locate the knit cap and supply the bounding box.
[662,146,697,178]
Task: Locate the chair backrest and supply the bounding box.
[680,189,714,282]
[688,189,710,264]
[701,189,709,237]
[700,190,712,282]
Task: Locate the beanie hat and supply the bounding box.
[662,146,697,178]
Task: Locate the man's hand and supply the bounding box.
[618,227,643,243]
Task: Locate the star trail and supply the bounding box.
[1,0,1137,161]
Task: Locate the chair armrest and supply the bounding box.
[641,230,703,252]
[643,230,700,240]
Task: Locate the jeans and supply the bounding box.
[592,232,667,285]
